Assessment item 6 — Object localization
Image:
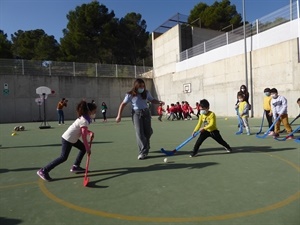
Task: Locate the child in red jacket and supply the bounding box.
[157,103,165,121]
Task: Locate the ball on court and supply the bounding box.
[11,132,16,136]
[164,158,168,163]
[225,118,228,120]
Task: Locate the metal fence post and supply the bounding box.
[22,59,24,75]
[115,64,118,77]
[134,65,137,78]
[204,42,206,53]
[73,62,75,76]
[49,63,51,76]
[95,63,98,77]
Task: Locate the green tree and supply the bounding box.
[60,1,117,63]
[188,0,242,31]
[11,29,60,60]
[0,30,13,58]
[114,12,150,65]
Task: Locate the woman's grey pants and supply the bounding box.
[132,108,153,155]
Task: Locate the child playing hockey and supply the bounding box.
[190,99,232,157]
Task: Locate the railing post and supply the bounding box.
[204,42,206,53]
[49,63,51,76]
[226,32,229,45]
[256,19,259,34]
[134,65,137,78]
[297,0,300,18]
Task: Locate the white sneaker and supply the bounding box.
[138,154,146,160]
[268,131,274,136]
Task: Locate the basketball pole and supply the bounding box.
[39,93,51,129]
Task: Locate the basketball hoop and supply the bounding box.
[183,83,191,94]
[36,86,51,99]
[36,86,51,129]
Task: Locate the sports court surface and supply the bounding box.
[0,116,299,225]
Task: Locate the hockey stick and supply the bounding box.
[279,114,300,133]
[83,140,92,187]
[83,154,90,187]
[161,131,200,156]
[295,138,300,143]
[256,115,281,139]
[275,126,300,141]
[256,112,265,135]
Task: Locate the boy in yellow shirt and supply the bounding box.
[190,99,232,157]
[263,88,274,135]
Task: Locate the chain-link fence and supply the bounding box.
[180,1,299,61]
[0,59,153,78]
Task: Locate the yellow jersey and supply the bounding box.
[193,111,217,132]
[263,96,272,111]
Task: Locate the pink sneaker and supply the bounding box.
[268,131,274,136]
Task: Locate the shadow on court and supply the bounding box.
[0,167,41,174]
[0,217,22,225]
[52,162,218,188]
[0,141,113,150]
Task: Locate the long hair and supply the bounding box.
[76,100,97,117]
[240,85,248,92]
[127,78,147,99]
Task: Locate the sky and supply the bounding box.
[0,0,292,42]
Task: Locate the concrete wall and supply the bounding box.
[191,27,224,46]
[152,26,180,77]
[0,76,154,123]
[151,19,300,118]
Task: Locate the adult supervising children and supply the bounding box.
[57,98,68,125]
[116,78,164,160]
[37,100,97,181]
[190,99,232,157]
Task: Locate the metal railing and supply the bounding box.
[179,1,299,61]
[0,59,154,78]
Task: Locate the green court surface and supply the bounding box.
[0,116,299,225]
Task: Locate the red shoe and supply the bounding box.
[287,135,294,140]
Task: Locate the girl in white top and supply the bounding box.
[37,100,97,181]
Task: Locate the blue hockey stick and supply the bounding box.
[256,112,265,135]
[275,126,300,141]
[161,131,200,156]
[256,115,281,139]
[295,138,300,143]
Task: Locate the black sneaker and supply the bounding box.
[225,147,233,153]
[37,169,52,181]
[70,165,85,173]
[189,151,198,157]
